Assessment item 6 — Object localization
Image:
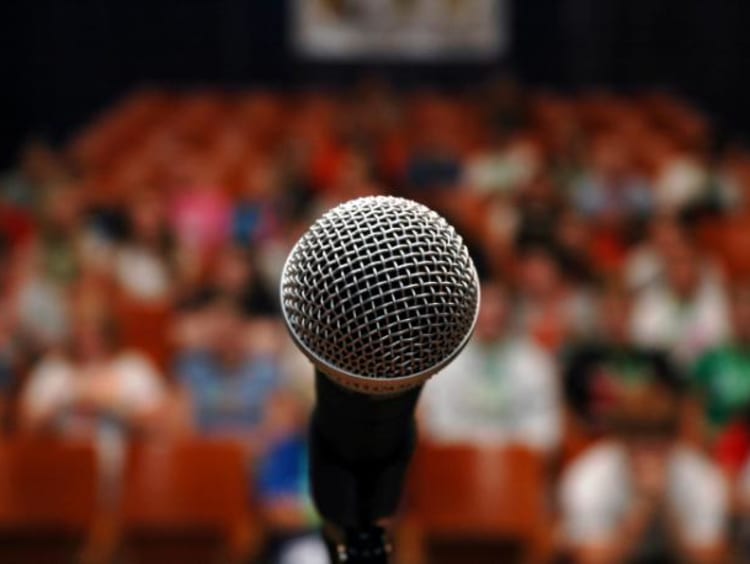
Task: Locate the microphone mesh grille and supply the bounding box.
[281,196,479,390]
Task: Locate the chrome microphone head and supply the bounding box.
[280,196,480,395]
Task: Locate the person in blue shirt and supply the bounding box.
[256,391,324,564]
[175,296,280,449]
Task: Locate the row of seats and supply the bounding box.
[0,438,546,563]
[0,439,258,563]
[402,444,548,564]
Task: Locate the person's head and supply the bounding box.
[731,284,750,345]
[596,282,633,345]
[41,185,81,235]
[516,244,565,300]
[207,297,250,362]
[648,213,688,256]
[127,191,167,245]
[245,317,285,357]
[70,314,119,363]
[589,133,632,182]
[213,245,255,296]
[520,173,558,210]
[264,391,308,440]
[610,380,682,461]
[240,158,279,201]
[556,210,590,253]
[474,281,510,343]
[663,240,700,300]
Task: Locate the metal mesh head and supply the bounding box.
[280,196,480,394]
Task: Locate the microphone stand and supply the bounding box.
[322,523,392,564]
[310,371,422,564]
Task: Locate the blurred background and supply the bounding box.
[3,0,750,562]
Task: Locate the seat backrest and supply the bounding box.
[114,298,174,372]
[0,439,97,531]
[717,216,750,278]
[121,439,251,532]
[404,443,545,539]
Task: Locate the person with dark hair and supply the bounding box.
[563,284,682,437]
[175,297,280,444]
[624,214,691,292]
[210,245,278,317]
[421,280,561,454]
[571,133,652,224]
[114,191,173,303]
[19,312,168,437]
[515,242,595,353]
[559,379,728,563]
[631,239,730,369]
[178,244,278,319]
[232,159,282,248]
[255,391,326,564]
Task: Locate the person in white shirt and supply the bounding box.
[630,239,730,369]
[20,313,167,437]
[559,380,728,563]
[115,192,172,303]
[624,214,686,292]
[420,281,561,454]
[20,312,170,502]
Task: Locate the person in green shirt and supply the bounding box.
[692,285,750,439]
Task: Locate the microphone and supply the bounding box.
[280,196,479,560]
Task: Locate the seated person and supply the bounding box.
[559,380,728,563]
[692,285,750,475]
[514,243,595,354]
[207,246,278,317]
[571,133,652,225]
[421,281,561,454]
[20,312,167,437]
[114,191,172,303]
[256,392,325,564]
[564,284,682,438]
[175,296,280,449]
[630,240,730,369]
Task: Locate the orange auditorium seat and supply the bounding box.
[114,298,174,373]
[0,439,98,564]
[399,443,549,564]
[119,439,261,564]
[714,215,750,278]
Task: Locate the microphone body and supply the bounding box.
[280,196,479,560]
[311,370,421,527]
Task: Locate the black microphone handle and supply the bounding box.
[310,369,422,529]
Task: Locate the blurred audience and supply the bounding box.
[256,392,322,564]
[208,245,278,317]
[114,190,173,303]
[624,213,688,291]
[422,281,561,454]
[570,132,652,224]
[514,243,594,353]
[560,380,728,563]
[2,80,750,558]
[174,296,279,449]
[630,237,730,368]
[692,285,750,477]
[20,312,167,438]
[563,285,682,439]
